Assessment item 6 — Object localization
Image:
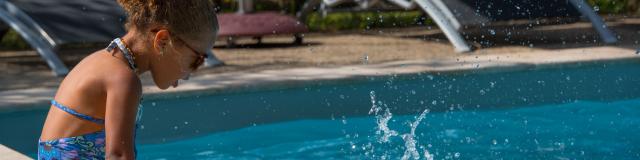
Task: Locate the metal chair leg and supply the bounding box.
[568,0,617,44]
[415,0,472,53]
[0,1,68,76]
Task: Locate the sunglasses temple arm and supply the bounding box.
[204,50,223,67]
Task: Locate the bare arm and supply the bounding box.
[104,73,141,160]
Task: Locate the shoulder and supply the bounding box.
[106,71,141,94]
[90,50,142,96]
[105,70,142,97]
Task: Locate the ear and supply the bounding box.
[153,29,171,55]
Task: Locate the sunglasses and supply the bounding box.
[151,29,209,71]
[174,36,209,71]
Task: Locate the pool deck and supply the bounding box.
[2,18,640,109]
[1,46,637,108]
[0,144,32,160]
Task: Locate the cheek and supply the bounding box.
[168,51,193,79]
[151,65,172,89]
[151,54,184,88]
[177,51,193,68]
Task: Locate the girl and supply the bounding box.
[37,0,218,159]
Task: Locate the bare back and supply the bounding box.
[40,49,141,141]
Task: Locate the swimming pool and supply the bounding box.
[1,60,639,159]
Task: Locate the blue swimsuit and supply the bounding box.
[38,100,107,159]
[38,38,141,160]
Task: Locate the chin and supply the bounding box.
[153,80,172,90]
[151,77,173,90]
[156,84,170,90]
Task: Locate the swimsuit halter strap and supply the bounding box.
[51,100,105,125]
[106,38,138,72]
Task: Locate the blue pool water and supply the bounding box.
[138,99,640,159]
[1,61,640,159]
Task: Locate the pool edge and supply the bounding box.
[0,144,33,160]
[1,46,638,110]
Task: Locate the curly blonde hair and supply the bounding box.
[116,0,218,40]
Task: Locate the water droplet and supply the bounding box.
[515,6,521,10]
[151,102,156,106]
[424,149,434,160]
[479,89,486,95]
[489,29,496,35]
[173,126,179,130]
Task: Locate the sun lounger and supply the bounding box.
[217,12,308,47]
[218,0,308,47]
[0,0,223,76]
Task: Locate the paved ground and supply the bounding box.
[1,17,639,107]
[0,144,31,160]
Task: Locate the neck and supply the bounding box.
[121,32,151,75]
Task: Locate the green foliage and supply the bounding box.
[0,30,30,50]
[588,0,629,14]
[306,11,428,31]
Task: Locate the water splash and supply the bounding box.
[400,109,430,160]
[378,108,398,142]
[369,91,398,142]
[369,91,381,114]
[368,91,433,159]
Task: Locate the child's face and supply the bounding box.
[151,31,216,90]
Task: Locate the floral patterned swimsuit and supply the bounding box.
[38,100,107,159]
[38,38,141,160]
